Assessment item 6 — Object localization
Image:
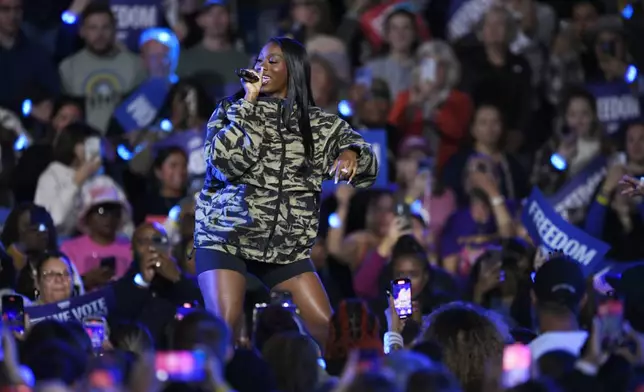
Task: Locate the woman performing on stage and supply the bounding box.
[194,37,379,347]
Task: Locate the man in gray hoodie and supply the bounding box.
[59,1,146,134]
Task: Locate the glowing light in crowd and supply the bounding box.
[550,153,567,171]
[328,212,341,229]
[410,199,423,215]
[61,11,77,24]
[13,134,28,151]
[168,205,181,221]
[160,119,173,132]
[338,100,353,117]
[117,144,144,161]
[21,99,32,116]
[622,3,634,19]
[625,65,638,84]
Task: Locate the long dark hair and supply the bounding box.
[234,37,316,164]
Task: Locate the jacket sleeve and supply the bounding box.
[205,98,265,182]
[329,118,379,188]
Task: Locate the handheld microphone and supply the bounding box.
[235,68,260,83]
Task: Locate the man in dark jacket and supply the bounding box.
[111,222,202,346]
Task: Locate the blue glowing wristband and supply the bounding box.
[550,153,567,171]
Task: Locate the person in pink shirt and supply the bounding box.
[61,180,132,291]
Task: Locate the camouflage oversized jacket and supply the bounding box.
[194,96,379,264]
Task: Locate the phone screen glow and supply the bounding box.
[392,280,412,318]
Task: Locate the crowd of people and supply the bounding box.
[1,0,644,391]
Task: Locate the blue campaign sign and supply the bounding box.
[110,0,164,52]
[586,81,642,135]
[547,155,607,214]
[522,187,610,275]
[114,77,170,133]
[322,129,388,193]
[27,286,115,325]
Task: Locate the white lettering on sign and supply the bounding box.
[553,167,607,213]
[111,5,158,30]
[30,297,109,324]
[528,200,597,265]
[127,95,156,127]
[596,95,640,124]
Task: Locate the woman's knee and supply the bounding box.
[197,269,246,324]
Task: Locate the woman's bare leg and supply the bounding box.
[198,269,247,337]
[274,272,333,350]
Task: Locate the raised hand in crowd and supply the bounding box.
[141,245,181,284]
[616,322,644,366]
[73,157,102,186]
[82,266,115,290]
[556,134,578,163]
[600,164,627,197]
[386,292,406,335]
[1,327,29,387]
[473,258,502,304]
[619,175,644,198]
[335,183,355,208]
[377,217,410,258]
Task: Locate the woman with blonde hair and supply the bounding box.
[388,40,473,171]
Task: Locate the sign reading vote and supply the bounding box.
[27,286,115,325]
[114,78,170,133]
[586,81,641,135]
[322,129,388,193]
[522,188,610,274]
[111,0,163,52]
[548,156,607,214]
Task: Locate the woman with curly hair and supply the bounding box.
[421,302,510,392]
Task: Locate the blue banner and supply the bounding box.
[114,78,170,133]
[322,129,388,193]
[110,0,164,52]
[547,155,607,214]
[522,187,610,274]
[27,287,115,324]
[586,81,642,135]
[448,0,469,19]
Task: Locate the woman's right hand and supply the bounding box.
[335,183,355,207]
[473,261,501,302]
[619,175,644,198]
[74,157,102,186]
[83,266,114,289]
[242,68,264,104]
[387,293,406,334]
[378,217,409,257]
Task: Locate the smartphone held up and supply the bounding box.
[2,295,25,334]
[391,278,412,319]
[155,351,207,382]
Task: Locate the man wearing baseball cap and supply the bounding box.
[529,256,589,361]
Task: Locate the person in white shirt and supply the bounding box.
[33,122,108,237]
[529,256,589,361]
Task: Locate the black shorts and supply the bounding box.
[194,248,315,289]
